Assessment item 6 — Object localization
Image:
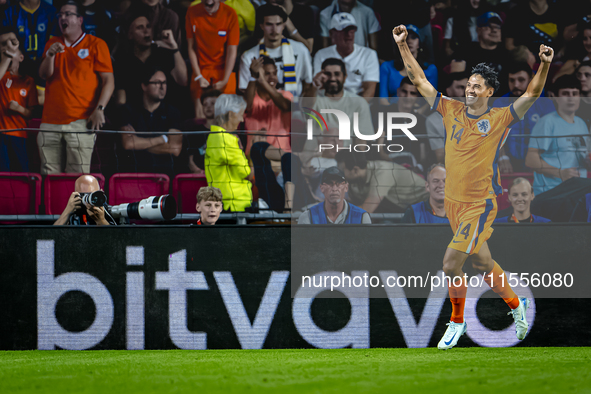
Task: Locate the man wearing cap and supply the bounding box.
[319,0,380,50]
[297,166,371,224]
[313,12,379,100]
[379,24,438,101]
[453,12,508,82]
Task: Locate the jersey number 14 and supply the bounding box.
[450,124,464,144]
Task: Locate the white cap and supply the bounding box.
[330,12,357,31]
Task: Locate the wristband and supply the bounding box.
[249,77,257,82]
[499,155,510,162]
[171,48,179,53]
[162,135,169,144]
[291,28,298,36]
[194,74,203,81]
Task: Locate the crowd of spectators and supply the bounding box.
[1,0,591,219]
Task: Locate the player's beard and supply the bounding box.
[325,80,343,95]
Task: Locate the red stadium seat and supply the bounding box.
[28,118,42,129]
[497,172,535,211]
[172,174,208,214]
[0,172,42,215]
[43,173,106,215]
[109,173,170,206]
[432,24,443,51]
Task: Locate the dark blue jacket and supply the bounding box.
[309,202,366,224]
[494,214,551,223]
[402,200,449,224]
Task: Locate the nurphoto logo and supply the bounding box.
[303,108,419,153]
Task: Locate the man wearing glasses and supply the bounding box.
[297,166,371,224]
[452,12,508,86]
[38,0,114,174]
[117,67,182,175]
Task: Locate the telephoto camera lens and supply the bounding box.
[109,195,177,221]
[80,190,107,207]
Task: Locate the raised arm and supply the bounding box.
[0,50,15,78]
[155,29,188,87]
[513,45,554,119]
[393,25,437,107]
[39,42,64,80]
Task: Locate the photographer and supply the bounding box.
[54,175,113,226]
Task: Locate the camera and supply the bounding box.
[108,195,177,221]
[79,190,107,207]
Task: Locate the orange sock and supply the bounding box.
[483,261,519,309]
[449,276,467,323]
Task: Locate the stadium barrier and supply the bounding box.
[1,225,590,350]
[0,97,591,223]
[2,95,590,222]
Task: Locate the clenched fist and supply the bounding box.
[392,25,408,44]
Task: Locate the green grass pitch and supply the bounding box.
[1,348,590,394]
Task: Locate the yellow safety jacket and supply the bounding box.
[205,125,252,212]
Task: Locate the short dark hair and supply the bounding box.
[470,63,500,92]
[506,62,533,78]
[441,71,469,92]
[399,77,414,89]
[552,74,581,94]
[141,66,165,85]
[576,60,591,73]
[257,4,288,24]
[124,12,151,33]
[321,58,347,75]
[0,26,18,38]
[60,0,83,16]
[261,55,276,67]
[335,151,368,170]
[200,89,222,105]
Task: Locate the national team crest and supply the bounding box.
[477,119,491,135]
[78,49,89,59]
[20,89,27,97]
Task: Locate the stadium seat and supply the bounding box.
[0,172,42,215]
[43,173,106,215]
[497,172,535,211]
[28,118,41,129]
[172,174,208,214]
[109,173,170,206]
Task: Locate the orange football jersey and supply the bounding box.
[0,71,38,137]
[433,93,519,203]
[41,33,113,125]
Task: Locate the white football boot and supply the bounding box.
[437,321,467,350]
[508,297,530,340]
